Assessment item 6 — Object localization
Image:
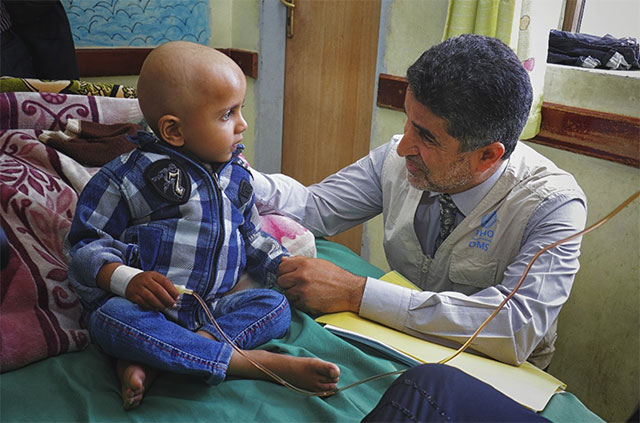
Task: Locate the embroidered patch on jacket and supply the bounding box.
[238,179,253,204]
[144,159,191,204]
[468,210,497,252]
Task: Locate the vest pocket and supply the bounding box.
[123,225,164,270]
[448,250,499,291]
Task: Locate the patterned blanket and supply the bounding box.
[0,77,137,98]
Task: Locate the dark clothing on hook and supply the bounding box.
[0,1,79,79]
[547,29,640,70]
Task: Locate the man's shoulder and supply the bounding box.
[386,134,404,151]
[511,142,565,171]
[507,142,585,200]
[377,134,405,173]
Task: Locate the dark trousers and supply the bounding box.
[363,363,549,423]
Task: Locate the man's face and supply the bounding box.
[397,90,474,193]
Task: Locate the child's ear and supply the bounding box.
[157,115,184,147]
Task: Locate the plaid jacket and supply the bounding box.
[65,131,286,329]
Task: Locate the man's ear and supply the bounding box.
[474,142,505,172]
[157,115,184,147]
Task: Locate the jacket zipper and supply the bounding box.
[207,171,224,298]
[150,141,242,323]
[155,144,240,296]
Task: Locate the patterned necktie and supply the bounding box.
[434,193,458,252]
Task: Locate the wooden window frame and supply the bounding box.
[561,0,586,32]
[75,48,258,79]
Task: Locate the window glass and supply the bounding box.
[579,0,639,40]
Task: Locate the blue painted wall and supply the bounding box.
[61,0,210,47]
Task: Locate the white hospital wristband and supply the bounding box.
[110,265,142,297]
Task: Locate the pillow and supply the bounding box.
[0,130,90,372]
[234,154,316,258]
[260,214,316,258]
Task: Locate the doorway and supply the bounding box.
[281,0,381,254]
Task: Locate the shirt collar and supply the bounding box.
[427,159,508,217]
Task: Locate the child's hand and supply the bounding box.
[125,271,179,310]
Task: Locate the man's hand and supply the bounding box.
[125,271,178,310]
[277,256,366,315]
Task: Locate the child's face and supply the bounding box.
[179,67,247,164]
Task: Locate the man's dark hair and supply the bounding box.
[406,34,533,159]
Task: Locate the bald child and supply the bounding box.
[65,41,339,410]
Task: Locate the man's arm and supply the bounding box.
[277,256,367,314]
[252,140,388,314]
[275,195,586,366]
[360,196,587,365]
[252,140,395,236]
[255,136,586,365]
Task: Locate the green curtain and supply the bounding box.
[443,0,518,47]
[442,0,562,140]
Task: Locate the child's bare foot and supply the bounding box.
[116,359,158,410]
[228,349,340,394]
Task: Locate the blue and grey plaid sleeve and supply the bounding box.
[65,166,134,306]
[242,200,288,288]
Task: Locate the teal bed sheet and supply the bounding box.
[0,239,602,422]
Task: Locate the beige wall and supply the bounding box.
[82,0,261,164]
[545,64,640,118]
[535,63,639,423]
[211,0,259,164]
[529,143,639,423]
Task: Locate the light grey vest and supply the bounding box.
[381,139,586,368]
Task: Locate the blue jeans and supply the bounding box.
[87,288,290,385]
[363,363,548,422]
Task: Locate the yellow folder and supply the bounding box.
[316,271,566,411]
